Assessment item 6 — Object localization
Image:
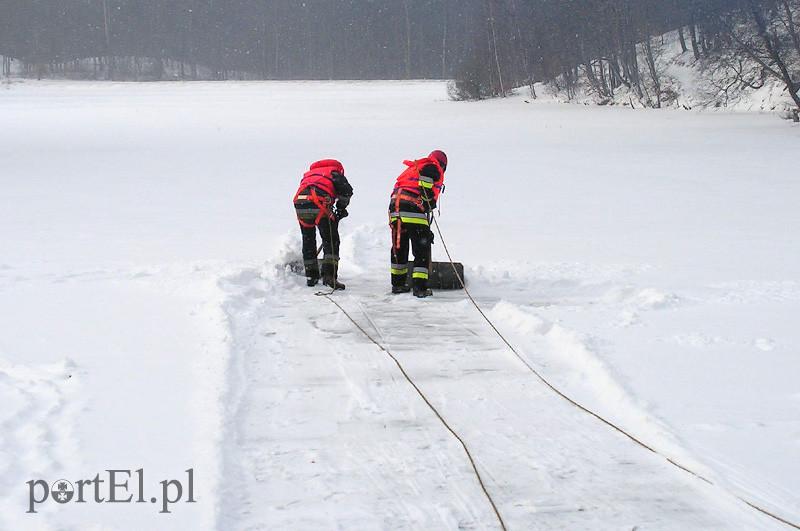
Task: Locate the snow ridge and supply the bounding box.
[487,300,701,473]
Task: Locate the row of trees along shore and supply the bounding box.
[1,1,798,110]
[459,0,799,111]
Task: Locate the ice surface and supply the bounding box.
[1,80,798,529]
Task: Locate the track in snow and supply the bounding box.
[215,232,783,530]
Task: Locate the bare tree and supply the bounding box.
[403,0,412,79]
[101,0,113,80]
[487,0,505,95]
[722,0,800,108]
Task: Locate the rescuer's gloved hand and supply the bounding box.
[335,208,349,221]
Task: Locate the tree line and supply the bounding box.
[456,0,799,110]
[0,1,797,109]
[0,1,476,80]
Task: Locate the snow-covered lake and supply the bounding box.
[1,80,798,530]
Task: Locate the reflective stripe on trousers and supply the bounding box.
[413,267,429,279]
[391,262,409,275]
[390,211,429,226]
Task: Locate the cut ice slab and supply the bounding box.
[408,262,466,290]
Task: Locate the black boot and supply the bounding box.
[413,286,433,298]
[412,276,432,298]
[321,259,345,290]
[323,274,346,291]
[304,259,320,288]
[392,285,411,294]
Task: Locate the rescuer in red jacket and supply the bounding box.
[388,150,447,298]
[294,159,354,290]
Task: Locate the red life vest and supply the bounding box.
[393,157,445,202]
[293,159,344,228]
[295,159,343,199]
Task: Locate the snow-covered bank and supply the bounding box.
[533,31,799,115]
[2,80,798,529]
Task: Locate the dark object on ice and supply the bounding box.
[408,262,465,290]
[431,261,465,290]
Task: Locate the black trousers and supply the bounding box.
[390,221,431,289]
[297,208,340,280]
